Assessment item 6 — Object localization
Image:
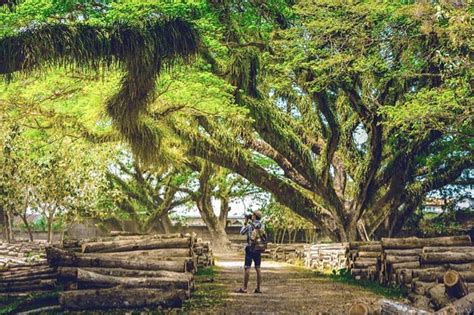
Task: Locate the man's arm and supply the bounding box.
[240,218,250,235]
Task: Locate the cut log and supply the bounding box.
[348,302,374,315]
[421,252,474,264]
[435,292,474,315]
[76,269,191,294]
[417,270,474,283]
[377,299,430,314]
[421,263,474,272]
[358,245,382,252]
[89,248,192,258]
[390,261,420,270]
[46,247,188,272]
[412,281,436,295]
[59,287,187,310]
[354,261,377,269]
[428,284,451,310]
[81,237,191,253]
[385,255,419,264]
[358,252,381,258]
[384,249,422,256]
[382,236,471,249]
[58,267,193,282]
[423,246,473,253]
[444,270,469,299]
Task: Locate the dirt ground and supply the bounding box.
[185,251,389,314]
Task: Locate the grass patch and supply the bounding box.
[306,269,405,299]
[182,266,227,313]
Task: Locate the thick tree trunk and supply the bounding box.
[219,197,229,228]
[47,216,54,244]
[59,287,187,310]
[421,252,474,264]
[196,162,230,249]
[20,214,34,242]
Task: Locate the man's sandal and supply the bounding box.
[254,289,262,293]
[236,288,248,293]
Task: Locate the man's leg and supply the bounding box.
[244,267,251,291]
[241,247,252,292]
[255,267,262,291]
[254,252,262,292]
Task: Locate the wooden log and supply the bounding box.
[444,270,468,299]
[358,252,381,258]
[382,236,471,249]
[76,269,191,293]
[390,261,420,270]
[89,248,193,258]
[435,292,474,315]
[81,237,191,253]
[377,299,430,314]
[383,249,422,256]
[59,287,187,310]
[354,261,377,269]
[421,263,474,272]
[58,267,193,282]
[417,270,474,283]
[0,272,57,283]
[407,293,432,311]
[358,245,382,252]
[421,252,474,265]
[385,255,419,264]
[348,302,374,315]
[349,242,378,250]
[412,281,437,295]
[428,284,451,310]
[46,247,188,272]
[423,246,473,253]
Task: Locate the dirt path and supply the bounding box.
[187,251,388,314]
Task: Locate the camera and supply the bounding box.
[244,213,253,220]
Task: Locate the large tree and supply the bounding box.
[174,0,473,241]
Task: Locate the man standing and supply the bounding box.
[237,210,265,293]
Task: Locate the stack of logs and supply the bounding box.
[379,235,474,312]
[0,261,58,296]
[267,243,305,264]
[0,241,47,268]
[194,239,214,268]
[347,242,382,280]
[304,243,348,272]
[43,233,199,311]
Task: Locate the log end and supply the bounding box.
[349,302,372,315]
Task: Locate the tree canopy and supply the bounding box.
[0,0,472,242]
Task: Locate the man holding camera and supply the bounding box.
[237,210,266,294]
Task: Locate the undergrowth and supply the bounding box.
[182,266,227,313]
[0,291,59,314]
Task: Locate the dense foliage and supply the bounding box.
[0,0,471,242]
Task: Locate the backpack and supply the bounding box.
[250,225,267,253]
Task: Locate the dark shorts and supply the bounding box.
[244,246,261,268]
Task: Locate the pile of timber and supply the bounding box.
[0,241,47,268]
[268,243,305,264]
[46,233,197,311]
[382,235,474,311]
[193,239,214,268]
[347,241,382,280]
[304,243,348,272]
[0,262,58,296]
